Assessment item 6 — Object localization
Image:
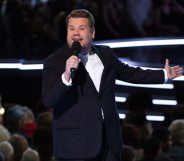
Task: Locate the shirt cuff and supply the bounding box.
[61,73,72,86]
[163,69,168,83]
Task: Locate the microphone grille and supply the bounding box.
[71,41,81,55]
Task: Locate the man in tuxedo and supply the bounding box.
[42,9,183,161]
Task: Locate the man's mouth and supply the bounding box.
[73,38,82,42]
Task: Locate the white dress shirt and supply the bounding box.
[62,52,104,92]
[80,53,104,92]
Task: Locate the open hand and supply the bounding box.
[164,59,183,80]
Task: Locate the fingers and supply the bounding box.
[170,66,183,79]
[165,59,169,68]
[68,56,78,66]
[172,66,183,72]
[175,66,183,75]
[65,55,81,74]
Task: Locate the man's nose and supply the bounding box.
[73,29,80,35]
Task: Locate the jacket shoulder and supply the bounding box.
[43,44,68,65]
[93,44,111,50]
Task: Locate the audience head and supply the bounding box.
[122,145,136,161]
[152,127,172,152]
[0,141,14,161]
[168,119,184,144]
[0,125,11,142]
[21,148,40,161]
[8,134,29,161]
[36,111,52,128]
[3,104,37,139]
[124,113,153,147]
[33,126,52,161]
[122,123,141,149]
[0,152,5,161]
[143,137,161,158]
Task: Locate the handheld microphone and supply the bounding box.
[70,41,82,79]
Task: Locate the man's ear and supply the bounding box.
[92,29,95,39]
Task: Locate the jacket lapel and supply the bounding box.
[93,46,111,96]
[74,62,99,96]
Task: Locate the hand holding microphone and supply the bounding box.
[64,41,82,81]
[70,41,82,79]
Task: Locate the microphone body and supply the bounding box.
[70,41,81,79]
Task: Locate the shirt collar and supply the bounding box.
[78,53,88,63]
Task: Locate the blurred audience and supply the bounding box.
[3,104,37,143]
[0,152,5,161]
[101,0,126,39]
[0,0,183,59]
[0,125,11,142]
[122,145,136,161]
[124,90,153,147]
[152,127,172,153]
[167,119,184,161]
[32,126,53,161]
[36,111,52,128]
[21,148,40,161]
[163,104,184,127]
[121,123,143,161]
[0,141,14,161]
[125,0,153,37]
[145,0,184,37]
[8,134,29,161]
[152,127,173,161]
[140,137,161,161]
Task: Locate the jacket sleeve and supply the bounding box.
[108,46,165,84]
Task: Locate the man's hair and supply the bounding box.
[66,9,95,30]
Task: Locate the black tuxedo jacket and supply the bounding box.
[42,44,165,160]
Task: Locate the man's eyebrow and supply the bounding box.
[79,25,87,27]
[68,25,74,28]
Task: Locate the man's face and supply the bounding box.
[67,17,95,54]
